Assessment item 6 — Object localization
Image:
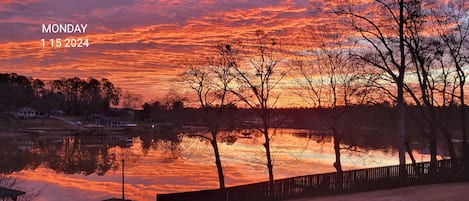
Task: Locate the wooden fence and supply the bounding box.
[157,158,469,201]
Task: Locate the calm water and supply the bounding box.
[1,129,429,201]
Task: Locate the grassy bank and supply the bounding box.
[0,114,75,131]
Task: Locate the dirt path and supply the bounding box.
[288,182,469,201]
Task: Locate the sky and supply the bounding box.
[0,0,323,105]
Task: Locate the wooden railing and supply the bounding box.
[157,158,469,201]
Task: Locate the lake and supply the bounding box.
[0,128,430,201]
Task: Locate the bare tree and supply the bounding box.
[230,31,287,190]
[294,31,373,188]
[182,43,239,189]
[292,42,327,108]
[432,0,469,158]
[322,48,368,176]
[336,0,409,172]
[399,1,469,170]
[121,91,142,109]
[401,0,460,168]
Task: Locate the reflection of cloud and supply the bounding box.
[11,130,406,200]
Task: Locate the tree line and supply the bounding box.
[0,73,121,115]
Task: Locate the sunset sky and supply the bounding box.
[0,0,325,105]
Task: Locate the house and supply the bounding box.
[92,115,137,128]
[15,107,40,119]
[120,108,135,120]
[50,109,64,115]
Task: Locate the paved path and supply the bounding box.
[50,116,80,127]
[288,182,469,201]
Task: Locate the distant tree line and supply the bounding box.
[136,86,193,123]
[0,73,121,115]
[0,73,35,110]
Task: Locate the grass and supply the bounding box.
[16,118,75,129]
[0,114,21,130]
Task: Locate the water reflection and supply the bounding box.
[2,135,125,175]
[139,132,182,160]
[1,129,430,201]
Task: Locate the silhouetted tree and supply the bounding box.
[294,29,373,187]
[182,42,239,189]
[432,0,469,157]
[141,101,165,121]
[0,73,34,110]
[402,1,454,167]
[101,78,121,111]
[31,79,45,98]
[172,101,184,111]
[49,77,121,115]
[231,31,287,191]
[335,0,409,173]
[122,91,142,109]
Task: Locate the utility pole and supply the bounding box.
[122,158,125,201]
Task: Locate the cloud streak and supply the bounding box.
[0,0,326,101]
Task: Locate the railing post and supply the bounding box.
[386,167,390,183]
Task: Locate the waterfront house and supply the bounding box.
[15,107,40,119]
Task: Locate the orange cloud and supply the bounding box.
[0,0,460,106]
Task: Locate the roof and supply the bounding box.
[0,187,26,198]
[17,107,36,112]
[83,124,105,128]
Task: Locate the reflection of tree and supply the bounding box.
[0,135,124,176]
[39,137,119,176]
[0,139,41,174]
[0,132,183,177]
[139,130,182,161]
[140,133,157,155]
[158,140,182,162]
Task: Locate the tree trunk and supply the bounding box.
[398,0,407,176]
[211,134,225,189]
[397,93,406,173]
[460,87,468,158]
[333,134,342,173]
[260,107,275,195]
[333,129,343,189]
[440,126,456,159]
[263,128,274,194]
[405,142,420,176]
[429,129,438,175]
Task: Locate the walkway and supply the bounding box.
[288,182,469,201]
[157,158,469,201]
